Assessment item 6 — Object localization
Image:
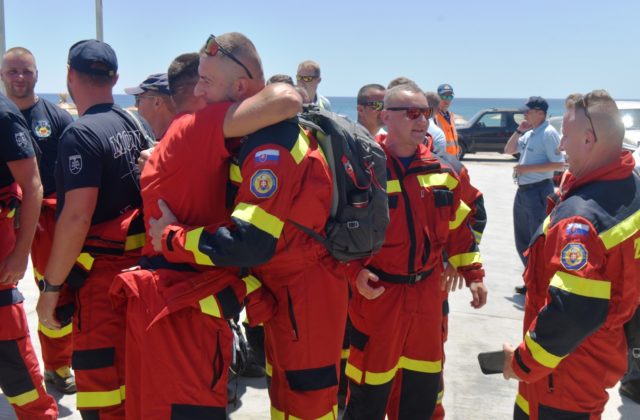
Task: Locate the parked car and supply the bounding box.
[456,108,524,159]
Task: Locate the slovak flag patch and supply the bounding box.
[565,223,589,237]
[254,149,280,164]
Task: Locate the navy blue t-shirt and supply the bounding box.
[0,93,36,189]
[21,98,74,196]
[55,103,154,225]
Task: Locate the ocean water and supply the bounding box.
[39,93,566,123]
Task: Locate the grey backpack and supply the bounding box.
[296,107,389,262]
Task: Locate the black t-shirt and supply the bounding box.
[0,94,36,189]
[55,103,154,225]
[21,98,74,196]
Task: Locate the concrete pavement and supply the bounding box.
[1,152,639,419]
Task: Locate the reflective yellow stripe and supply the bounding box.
[525,331,564,368]
[38,322,72,338]
[449,201,471,230]
[124,233,145,251]
[7,208,16,218]
[542,215,551,235]
[417,173,458,190]
[473,229,483,244]
[387,179,402,194]
[341,348,350,359]
[34,268,44,281]
[271,404,337,420]
[231,202,284,239]
[184,227,215,266]
[76,385,125,408]
[398,356,442,373]
[199,295,221,318]
[550,271,611,300]
[345,362,363,383]
[448,252,482,269]
[229,163,243,183]
[6,388,38,406]
[436,390,444,404]
[599,209,640,250]
[265,360,273,377]
[76,252,95,271]
[515,393,530,415]
[291,130,310,165]
[242,274,261,294]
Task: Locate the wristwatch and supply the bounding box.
[39,278,62,293]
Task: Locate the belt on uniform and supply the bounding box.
[138,255,198,272]
[518,179,552,191]
[367,266,434,284]
[0,288,24,307]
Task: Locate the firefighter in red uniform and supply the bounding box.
[503,90,640,419]
[0,92,57,419]
[109,35,301,419]
[148,60,347,420]
[35,40,153,419]
[1,46,76,394]
[343,84,487,420]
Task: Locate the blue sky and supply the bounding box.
[3,0,639,98]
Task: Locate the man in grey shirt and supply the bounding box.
[504,96,565,294]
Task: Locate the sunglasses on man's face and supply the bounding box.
[439,95,454,101]
[359,100,384,111]
[386,107,434,120]
[296,75,318,83]
[203,35,253,79]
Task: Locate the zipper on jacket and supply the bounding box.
[547,373,554,393]
[286,287,299,341]
[211,330,223,389]
[390,157,417,274]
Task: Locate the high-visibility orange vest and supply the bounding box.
[435,111,460,157]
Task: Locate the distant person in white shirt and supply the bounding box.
[296,60,331,110]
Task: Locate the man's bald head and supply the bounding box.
[200,32,264,83]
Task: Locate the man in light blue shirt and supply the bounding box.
[504,96,565,293]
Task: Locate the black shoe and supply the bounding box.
[620,380,640,404]
[44,366,77,394]
[515,285,527,295]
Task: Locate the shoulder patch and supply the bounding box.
[14,131,29,149]
[254,149,280,164]
[69,154,83,175]
[560,242,588,271]
[34,120,52,138]
[250,169,278,199]
[566,222,589,237]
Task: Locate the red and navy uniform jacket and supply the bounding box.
[159,117,338,275]
[365,136,484,284]
[512,152,640,392]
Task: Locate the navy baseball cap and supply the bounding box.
[68,39,117,77]
[437,84,454,95]
[519,96,549,113]
[124,73,170,96]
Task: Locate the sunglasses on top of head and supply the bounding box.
[203,35,253,79]
[386,107,434,120]
[575,93,598,142]
[358,100,384,111]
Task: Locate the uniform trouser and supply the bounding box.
[263,261,348,419]
[513,180,554,266]
[344,272,443,420]
[113,268,232,420]
[31,204,73,372]
[0,219,58,419]
[72,256,138,419]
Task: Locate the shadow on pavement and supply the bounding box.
[505,294,525,311]
[619,396,640,419]
[44,383,75,417]
[227,375,268,414]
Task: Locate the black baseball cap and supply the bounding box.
[68,39,118,77]
[124,73,170,96]
[519,96,549,113]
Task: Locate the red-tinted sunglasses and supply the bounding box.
[386,107,434,120]
[204,35,253,79]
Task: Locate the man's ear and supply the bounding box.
[233,77,250,99]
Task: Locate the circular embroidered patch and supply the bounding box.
[250,169,278,199]
[560,242,588,271]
